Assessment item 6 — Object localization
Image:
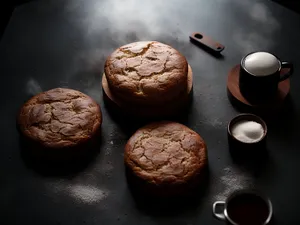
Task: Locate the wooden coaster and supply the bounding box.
[102,65,193,118]
[227,65,290,111]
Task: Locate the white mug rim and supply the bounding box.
[223,190,273,225]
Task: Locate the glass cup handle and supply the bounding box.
[213,201,226,221]
[280,61,294,81]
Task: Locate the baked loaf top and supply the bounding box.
[18,88,102,148]
[104,41,188,104]
[125,121,207,186]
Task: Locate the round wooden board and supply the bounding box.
[227,65,290,111]
[102,65,193,118]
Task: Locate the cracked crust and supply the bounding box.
[17,88,102,149]
[102,64,193,118]
[104,41,188,105]
[125,121,207,195]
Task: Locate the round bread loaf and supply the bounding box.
[17,88,102,159]
[102,64,193,118]
[104,41,188,105]
[124,121,207,196]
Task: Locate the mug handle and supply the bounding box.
[212,201,226,220]
[280,61,294,81]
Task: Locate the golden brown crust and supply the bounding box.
[17,88,102,149]
[102,64,193,118]
[104,41,188,104]
[124,121,207,195]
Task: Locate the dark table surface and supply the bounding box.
[1,0,300,224]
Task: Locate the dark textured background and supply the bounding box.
[0,0,300,224]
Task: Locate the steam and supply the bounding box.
[26,78,42,96]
